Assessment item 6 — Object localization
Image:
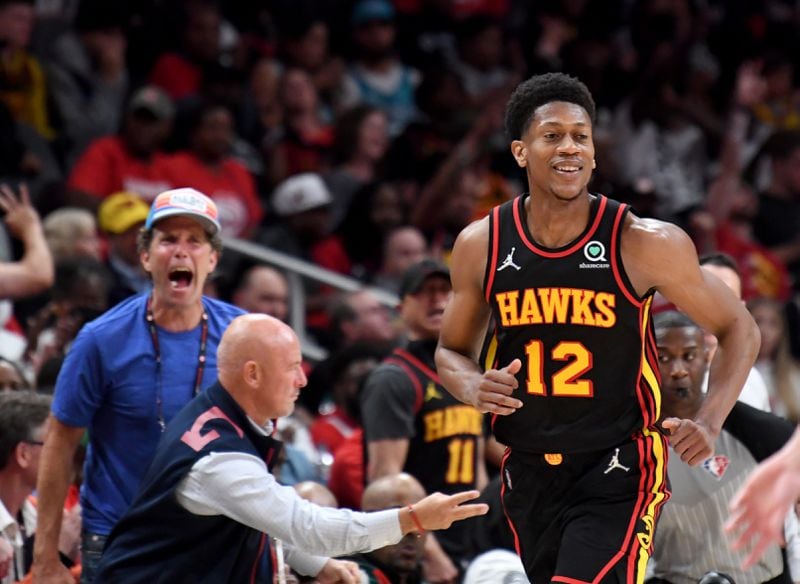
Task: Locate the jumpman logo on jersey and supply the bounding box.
[497,247,522,271]
[424,382,443,402]
[604,448,630,474]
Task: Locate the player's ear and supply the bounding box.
[592,159,596,169]
[511,140,527,168]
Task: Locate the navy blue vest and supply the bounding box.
[95,382,282,583]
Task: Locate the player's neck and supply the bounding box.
[526,191,591,249]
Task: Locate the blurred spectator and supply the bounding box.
[230,264,289,321]
[44,0,128,166]
[301,289,398,414]
[0,184,53,299]
[0,392,53,582]
[259,172,335,261]
[409,95,508,258]
[309,342,386,455]
[325,105,389,231]
[0,357,29,392]
[698,72,793,302]
[752,130,800,289]
[277,15,344,106]
[327,181,407,281]
[246,58,283,175]
[750,298,800,422]
[266,67,334,186]
[66,86,174,208]
[97,192,151,306]
[611,64,708,223]
[339,0,419,137]
[387,66,470,192]
[162,101,262,237]
[346,473,426,584]
[361,260,485,575]
[699,253,772,413]
[23,257,109,376]
[148,0,222,101]
[450,17,512,106]
[42,208,101,262]
[293,481,338,508]
[0,0,54,139]
[372,225,428,294]
[463,549,528,584]
[750,51,800,132]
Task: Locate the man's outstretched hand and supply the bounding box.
[401,490,488,534]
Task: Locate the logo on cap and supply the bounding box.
[146,188,221,234]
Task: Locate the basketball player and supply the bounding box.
[435,73,760,582]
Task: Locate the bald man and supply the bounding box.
[349,473,428,584]
[94,314,488,583]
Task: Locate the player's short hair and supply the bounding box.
[504,72,596,140]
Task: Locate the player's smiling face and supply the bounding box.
[512,101,595,202]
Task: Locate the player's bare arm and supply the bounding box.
[622,216,760,465]
[367,438,410,482]
[435,218,523,416]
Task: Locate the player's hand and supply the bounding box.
[315,558,361,583]
[662,417,714,466]
[474,359,523,415]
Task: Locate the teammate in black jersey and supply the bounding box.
[435,72,760,583]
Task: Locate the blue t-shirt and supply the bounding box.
[52,293,245,535]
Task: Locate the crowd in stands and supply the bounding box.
[2,0,800,582]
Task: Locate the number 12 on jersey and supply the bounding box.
[525,340,594,397]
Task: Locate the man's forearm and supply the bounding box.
[33,424,82,564]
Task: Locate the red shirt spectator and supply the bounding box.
[149,53,202,101]
[328,430,365,510]
[68,136,172,202]
[310,407,359,455]
[162,151,261,237]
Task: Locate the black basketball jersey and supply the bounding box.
[384,345,483,494]
[484,194,661,454]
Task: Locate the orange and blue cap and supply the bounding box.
[145,188,220,235]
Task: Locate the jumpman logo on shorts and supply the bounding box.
[604,448,630,474]
[498,247,522,271]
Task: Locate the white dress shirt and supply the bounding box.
[0,500,24,584]
[175,419,402,576]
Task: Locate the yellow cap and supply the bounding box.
[98,192,150,234]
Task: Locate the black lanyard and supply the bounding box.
[146,296,209,431]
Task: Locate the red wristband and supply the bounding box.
[407,505,425,533]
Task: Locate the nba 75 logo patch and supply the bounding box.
[702,455,730,480]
